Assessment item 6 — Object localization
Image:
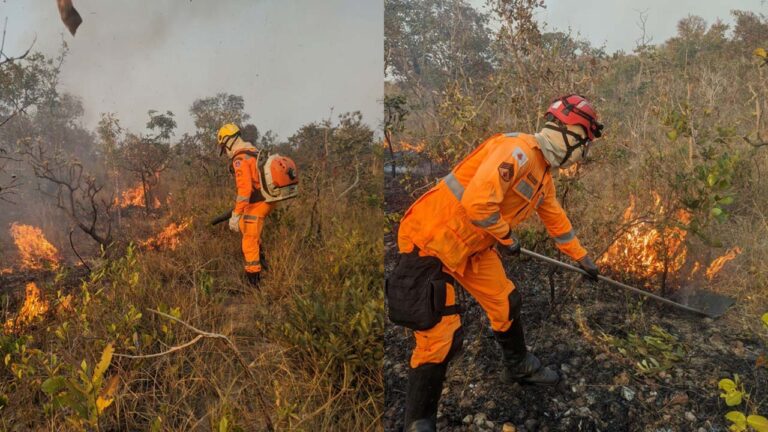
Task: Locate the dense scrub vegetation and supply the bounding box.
[0,43,383,430]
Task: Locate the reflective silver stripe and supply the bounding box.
[505,132,519,137]
[515,179,534,200]
[244,260,260,266]
[236,195,249,202]
[471,212,500,228]
[443,172,464,201]
[243,215,261,221]
[553,230,576,244]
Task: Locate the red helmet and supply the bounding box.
[546,94,603,140]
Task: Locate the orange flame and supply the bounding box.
[559,164,579,177]
[4,282,50,332]
[114,183,161,209]
[140,219,191,251]
[598,194,690,283]
[10,223,60,270]
[705,247,742,280]
[399,140,425,153]
[690,261,702,277]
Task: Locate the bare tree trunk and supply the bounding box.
[385,129,396,178]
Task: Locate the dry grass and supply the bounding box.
[0,164,383,431]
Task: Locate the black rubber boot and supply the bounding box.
[403,362,447,432]
[501,352,559,385]
[495,318,559,386]
[245,271,261,288]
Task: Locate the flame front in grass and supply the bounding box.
[399,140,426,153]
[598,194,690,282]
[141,219,191,251]
[10,223,60,270]
[706,247,742,280]
[4,282,49,332]
[114,183,161,209]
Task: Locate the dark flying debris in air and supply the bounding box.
[56,0,83,36]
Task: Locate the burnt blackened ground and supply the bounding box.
[384,175,767,432]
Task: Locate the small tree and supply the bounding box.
[117,110,175,213]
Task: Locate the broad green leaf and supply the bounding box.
[726,411,747,431]
[719,379,737,391]
[722,390,743,406]
[150,417,163,432]
[219,416,229,432]
[748,415,768,432]
[41,376,66,394]
[720,196,734,205]
[707,172,718,187]
[761,312,768,328]
[711,207,723,217]
[667,129,678,141]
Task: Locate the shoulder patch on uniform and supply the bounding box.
[498,162,514,182]
[512,147,528,167]
[233,160,242,169]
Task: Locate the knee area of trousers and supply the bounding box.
[508,289,522,321]
[444,326,465,363]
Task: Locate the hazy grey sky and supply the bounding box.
[2,0,383,140]
[471,0,767,53]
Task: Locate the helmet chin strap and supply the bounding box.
[220,135,239,156]
[543,123,590,166]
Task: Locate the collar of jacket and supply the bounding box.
[226,137,257,159]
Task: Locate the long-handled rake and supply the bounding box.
[521,248,735,319]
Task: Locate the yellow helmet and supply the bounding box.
[217,123,240,146]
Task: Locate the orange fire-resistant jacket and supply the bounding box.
[232,149,271,218]
[398,132,587,275]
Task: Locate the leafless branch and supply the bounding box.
[114,309,275,431]
[20,142,113,247]
[337,160,360,198]
[743,133,768,149]
[0,18,37,66]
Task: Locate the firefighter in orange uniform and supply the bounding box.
[387,95,604,432]
[217,123,299,287]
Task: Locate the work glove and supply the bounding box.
[577,255,599,281]
[498,230,521,257]
[228,213,241,233]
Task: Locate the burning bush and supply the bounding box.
[597,193,743,293]
[9,223,61,270]
[139,219,192,251]
[3,282,49,333]
[598,194,690,286]
[114,183,161,209]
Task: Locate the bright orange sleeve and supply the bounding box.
[535,179,587,260]
[460,142,522,241]
[232,156,252,215]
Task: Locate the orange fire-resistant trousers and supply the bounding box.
[239,202,274,273]
[409,247,514,368]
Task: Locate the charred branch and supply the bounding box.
[20,142,113,248]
